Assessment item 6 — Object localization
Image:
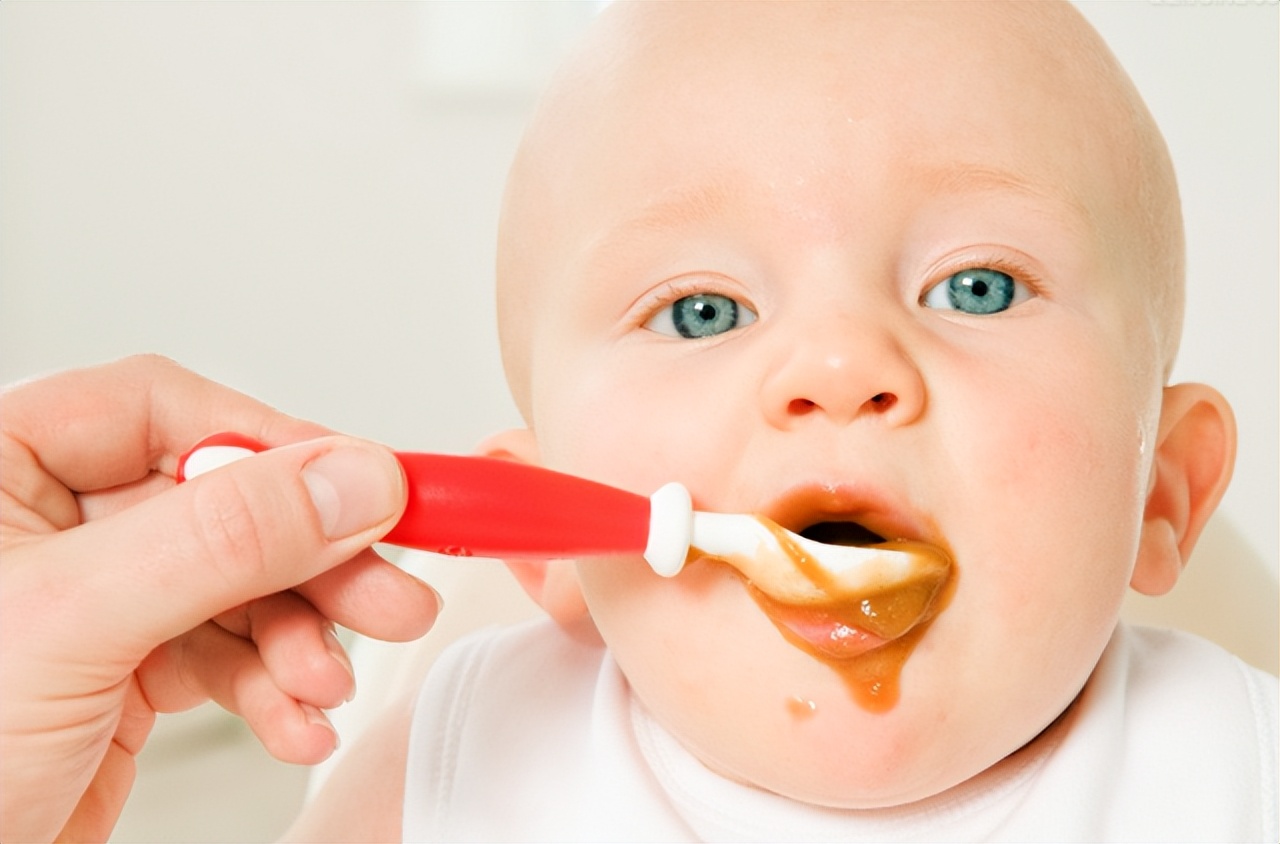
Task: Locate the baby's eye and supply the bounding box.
[645,293,758,339]
[921,267,1031,315]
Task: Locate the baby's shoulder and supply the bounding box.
[1119,624,1277,721]
[417,617,606,721]
[1081,624,1278,839]
[402,619,610,839]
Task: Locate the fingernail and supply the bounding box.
[426,583,445,616]
[302,445,403,540]
[323,624,358,703]
[301,702,339,750]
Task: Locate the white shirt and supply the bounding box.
[403,619,1278,842]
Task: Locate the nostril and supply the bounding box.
[869,393,897,411]
[788,398,817,415]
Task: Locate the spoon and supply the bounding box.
[179,433,949,603]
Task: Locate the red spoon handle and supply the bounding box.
[177,433,652,560]
[386,452,650,559]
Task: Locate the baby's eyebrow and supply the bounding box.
[576,181,747,267]
[921,163,1095,233]
[613,181,741,234]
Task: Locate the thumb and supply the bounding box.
[34,436,406,661]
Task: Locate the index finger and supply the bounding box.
[1,355,329,496]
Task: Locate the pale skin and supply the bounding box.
[294,2,1235,838]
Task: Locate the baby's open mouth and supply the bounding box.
[695,512,950,612]
[799,520,887,547]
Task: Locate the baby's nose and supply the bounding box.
[759,314,925,430]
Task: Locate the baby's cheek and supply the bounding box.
[535,383,653,479]
[537,362,732,492]
[971,394,1143,633]
[972,356,1145,515]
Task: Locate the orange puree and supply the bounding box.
[707,517,954,712]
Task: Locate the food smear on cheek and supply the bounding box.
[710,517,955,713]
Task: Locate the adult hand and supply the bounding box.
[0,355,439,843]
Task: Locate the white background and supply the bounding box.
[1,2,1275,841]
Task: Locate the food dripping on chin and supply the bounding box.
[693,515,954,713]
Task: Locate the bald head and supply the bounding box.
[496,1,1183,421]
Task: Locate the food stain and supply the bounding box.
[787,695,818,719]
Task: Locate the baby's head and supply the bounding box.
[484,1,1235,807]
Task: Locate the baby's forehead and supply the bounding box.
[541,6,1144,257]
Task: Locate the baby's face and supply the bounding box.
[502,2,1172,806]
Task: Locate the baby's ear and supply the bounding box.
[474,429,592,627]
[1131,383,1236,596]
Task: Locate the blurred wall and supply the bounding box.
[2,1,598,455]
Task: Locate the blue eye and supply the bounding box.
[922,267,1029,315]
[645,293,758,338]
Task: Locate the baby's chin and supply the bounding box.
[691,699,1065,812]
[586,551,1084,809]
[650,652,1037,811]
[604,562,1000,807]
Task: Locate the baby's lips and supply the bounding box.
[760,480,929,548]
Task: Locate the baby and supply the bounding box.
[291,3,1277,840]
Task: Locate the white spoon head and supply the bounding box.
[690,513,951,606]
